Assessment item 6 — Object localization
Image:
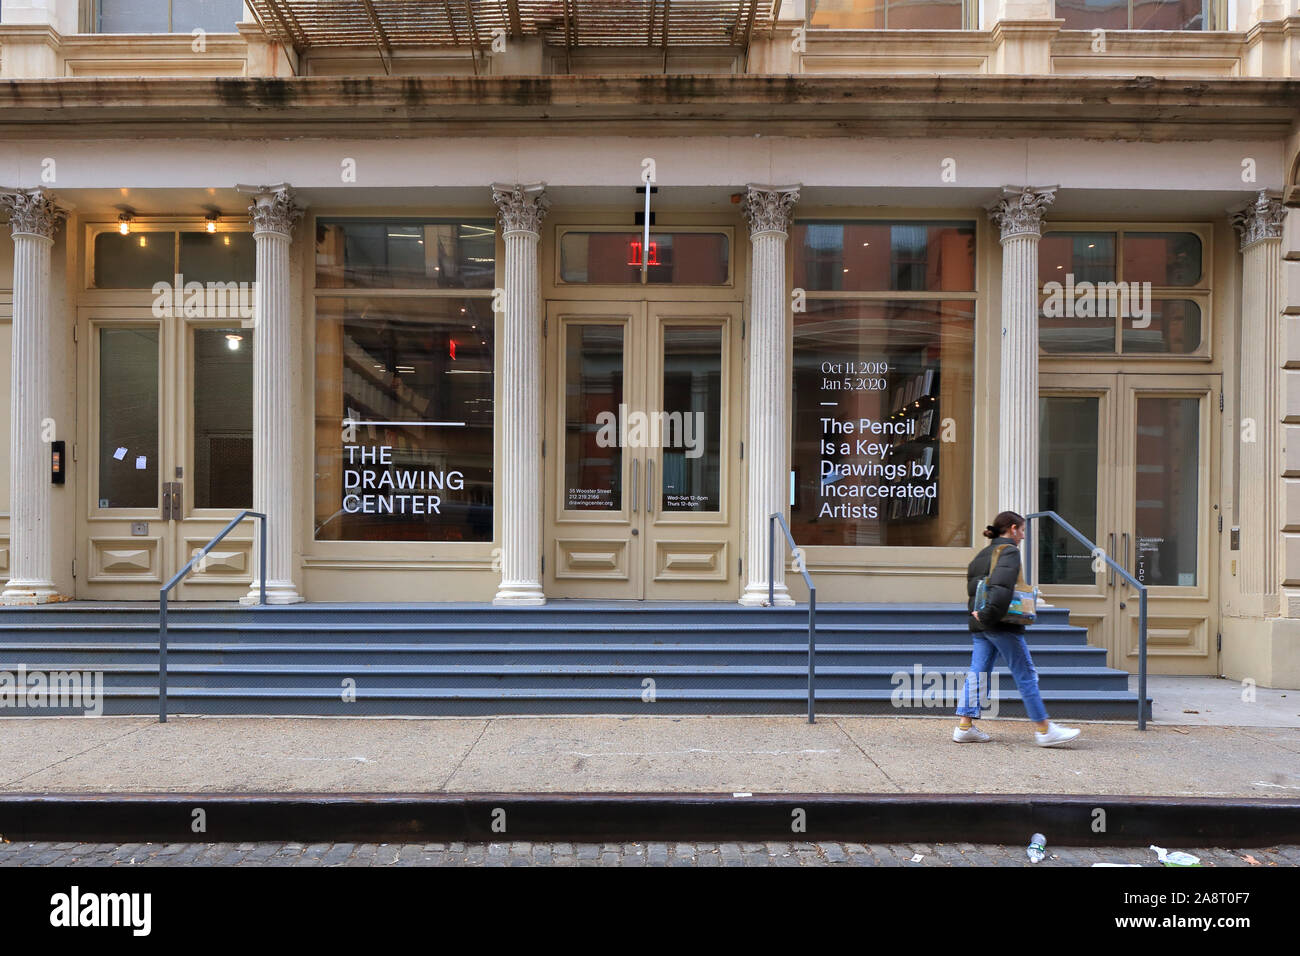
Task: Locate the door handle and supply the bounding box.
[631,458,638,514]
[1121,532,1129,589]
[1107,532,1115,587]
[647,459,655,515]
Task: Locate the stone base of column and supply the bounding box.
[2,579,60,606]
[738,583,795,607]
[493,583,546,606]
[240,581,305,605]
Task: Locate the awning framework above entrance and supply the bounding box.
[247,1,776,59]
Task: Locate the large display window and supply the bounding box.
[314,218,496,543]
[790,221,976,548]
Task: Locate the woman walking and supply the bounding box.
[953,510,1081,747]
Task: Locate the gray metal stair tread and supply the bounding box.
[80,686,1147,700]
[8,661,1129,677]
[0,641,1102,653]
[0,622,1085,635]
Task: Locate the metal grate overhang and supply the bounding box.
[246,1,776,52]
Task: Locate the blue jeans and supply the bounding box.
[955,629,1049,723]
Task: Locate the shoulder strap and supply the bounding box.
[985,544,1008,586]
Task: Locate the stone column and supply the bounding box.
[1233,191,1286,604]
[988,185,1056,523]
[243,185,304,604]
[739,184,800,607]
[1,188,65,605]
[491,183,549,606]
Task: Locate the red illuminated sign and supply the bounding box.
[627,241,660,267]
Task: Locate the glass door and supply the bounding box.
[544,300,741,600]
[1039,373,1218,672]
[77,310,254,599]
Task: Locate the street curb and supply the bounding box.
[2,793,1298,846]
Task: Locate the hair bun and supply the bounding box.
[982,525,998,538]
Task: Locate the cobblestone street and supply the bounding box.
[1,841,1296,867]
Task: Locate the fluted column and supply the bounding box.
[988,185,1056,522]
[739,184,800,607]
[1,189,65,604]
[243,185,303,604]
[491,183,549,606]
[1233,191,1287,602]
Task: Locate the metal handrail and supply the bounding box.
[768,512,816,724]
[1023,510,1149,730]
[159,510,267,724]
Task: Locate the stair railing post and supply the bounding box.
[159,591,168,723]
[1138,587,1148,731]
[807,584,816,724]
[768,514,775,607]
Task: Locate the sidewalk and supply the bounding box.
[2,677,1296,797]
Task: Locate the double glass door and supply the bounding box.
[1038,373,1218,673]
[76,310,255,599]
[545,300,741,600]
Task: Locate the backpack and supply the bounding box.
[973,543,1039,626]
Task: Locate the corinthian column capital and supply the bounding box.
[1232,190,1287,251]
[491,183,550,236]
[245,184,303,238]
[0,188,67,240]
[988,185,1057,242]
[742,184,801,238]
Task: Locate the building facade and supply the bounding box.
[1,0,1299,687]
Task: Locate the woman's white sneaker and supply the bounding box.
[1035,722,1081,747]
[952,725,991,743]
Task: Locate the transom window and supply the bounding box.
[1037,228,1210,355]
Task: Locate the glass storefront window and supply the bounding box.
[558,232,730,285]
[99,327,159,509]
[314,297,494,542]
[790,299,975,547]
[1039,228,1207,355]
[807,0,970,29]
[193,327,253,509]
[316,220,496,290]
[794,222,975,293]
[661,326,723,512]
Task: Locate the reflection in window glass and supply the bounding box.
[1039,307,1116,353]
[564,325,624,511]
[316,221,496,290]
[1122,233,1202,287]
[808,0,965,28]
[661,327,722,513]
[98,0,243,33]
[794,222,975,293]
[1135,398,1199,586]
[791,300,974,547]
[1122,300,1201,353]
[179,232,256,284]
[559,233,729,285]
[94,232,176,289]
[99,328,159,509]
[314,298,494,541]
[194,328,253,509]
[1055,0,1207,29]
[1038,233,1116,286]
[1039,397,1099,585]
